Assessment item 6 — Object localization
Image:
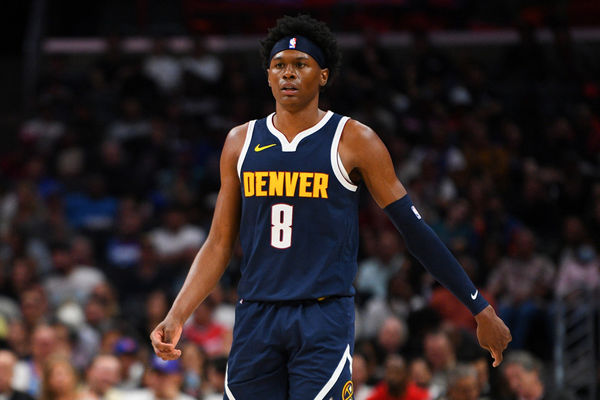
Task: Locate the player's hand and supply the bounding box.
[474,305,512,367]
[150,316,183,360]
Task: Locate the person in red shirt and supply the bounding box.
[367,355,429,400]
[182,294,231,357]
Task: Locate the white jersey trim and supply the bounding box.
[331,116,358,192]
[266,110,333,152]
[224,364,236,400]
[314,344,352,400]
[237,120,256,179]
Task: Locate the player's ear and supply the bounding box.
[320,68,329,87]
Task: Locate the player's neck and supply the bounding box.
[273,102,325,142]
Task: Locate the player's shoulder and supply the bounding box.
[340,118,380,147]
[222,122,250,162]
[226,122,250,143]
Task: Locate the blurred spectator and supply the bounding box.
[54,303,101,371]
[95,142,132,197]
[107,99,152,143]
[346,31,392,105]
[143,40,182,95]
[408,358,432,393]
[1,182,46,241]
[80,355,121,400]
[423,330,457,399]
[432,199,475,254]
[367,354,429,400]
[179,342,205,398]
[202,357,227,400]
[182,39,222,84]
[181,38,223,114]
[125,356,193,400]
[20,287,50,332]
[105,206,144,271]
[112,338,144,390]
[120,239,167,309]
[209,285,236,331]
[44,241,105,309]
[555,241,599,299]
[555,216,600,300]
[354,353,374,400]
[0,350,35,400]
[487,228,554,349]
[559,216,588,262]
[182,294,231,358]
[444,364,479,400]
[64,174,118,235]
[361,270,425,339]
[470,357,491,400]
[374,316,408,367]
[40,193,73,251]
[149,206,205,269]
[7,319,30,359]
[70,236,96,268]
[356,230,405,299]
[39,356,81,400]
[461,119,509,188]
[511,169,559,239]
[13,324,60,397]
[93,35,126,89]
[501,351,575,400]
[19,103,65,153]
[3,257,38,302]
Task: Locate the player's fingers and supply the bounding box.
[153,341,176,352]
[491,347,503,368]
[152,337,178,352]
[156,349,181,361]
[150,331,176,352]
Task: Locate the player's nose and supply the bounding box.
[282,64,296,79]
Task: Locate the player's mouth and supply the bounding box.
[281,84,299,95]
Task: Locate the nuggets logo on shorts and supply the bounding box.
[342,380,353,400]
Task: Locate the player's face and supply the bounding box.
[267,49,329,109]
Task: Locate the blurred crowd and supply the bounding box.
[1,23,599,400]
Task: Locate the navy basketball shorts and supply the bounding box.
[224,296,355,400]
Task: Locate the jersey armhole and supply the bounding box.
[331,116,358,192]
[237,120,256,179]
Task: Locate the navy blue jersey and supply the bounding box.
[237,111,360,301]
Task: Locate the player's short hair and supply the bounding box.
[260,14,341,86]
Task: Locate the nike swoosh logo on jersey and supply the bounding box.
[254,143,277,152]
[471,290,478,300]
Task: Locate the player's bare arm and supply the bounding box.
[337,119,406,207]
[150,123,246,360]
[339,120,512,367]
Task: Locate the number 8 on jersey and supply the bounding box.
[271,204,293,249]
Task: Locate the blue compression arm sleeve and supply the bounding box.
[384,195,489,315]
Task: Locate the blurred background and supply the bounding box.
[1,1,600,399]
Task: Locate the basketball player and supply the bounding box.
[151,15,511,400]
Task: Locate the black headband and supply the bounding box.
[269,35,327,69]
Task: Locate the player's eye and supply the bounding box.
[274,62,284,69]
[296,62,306,68]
